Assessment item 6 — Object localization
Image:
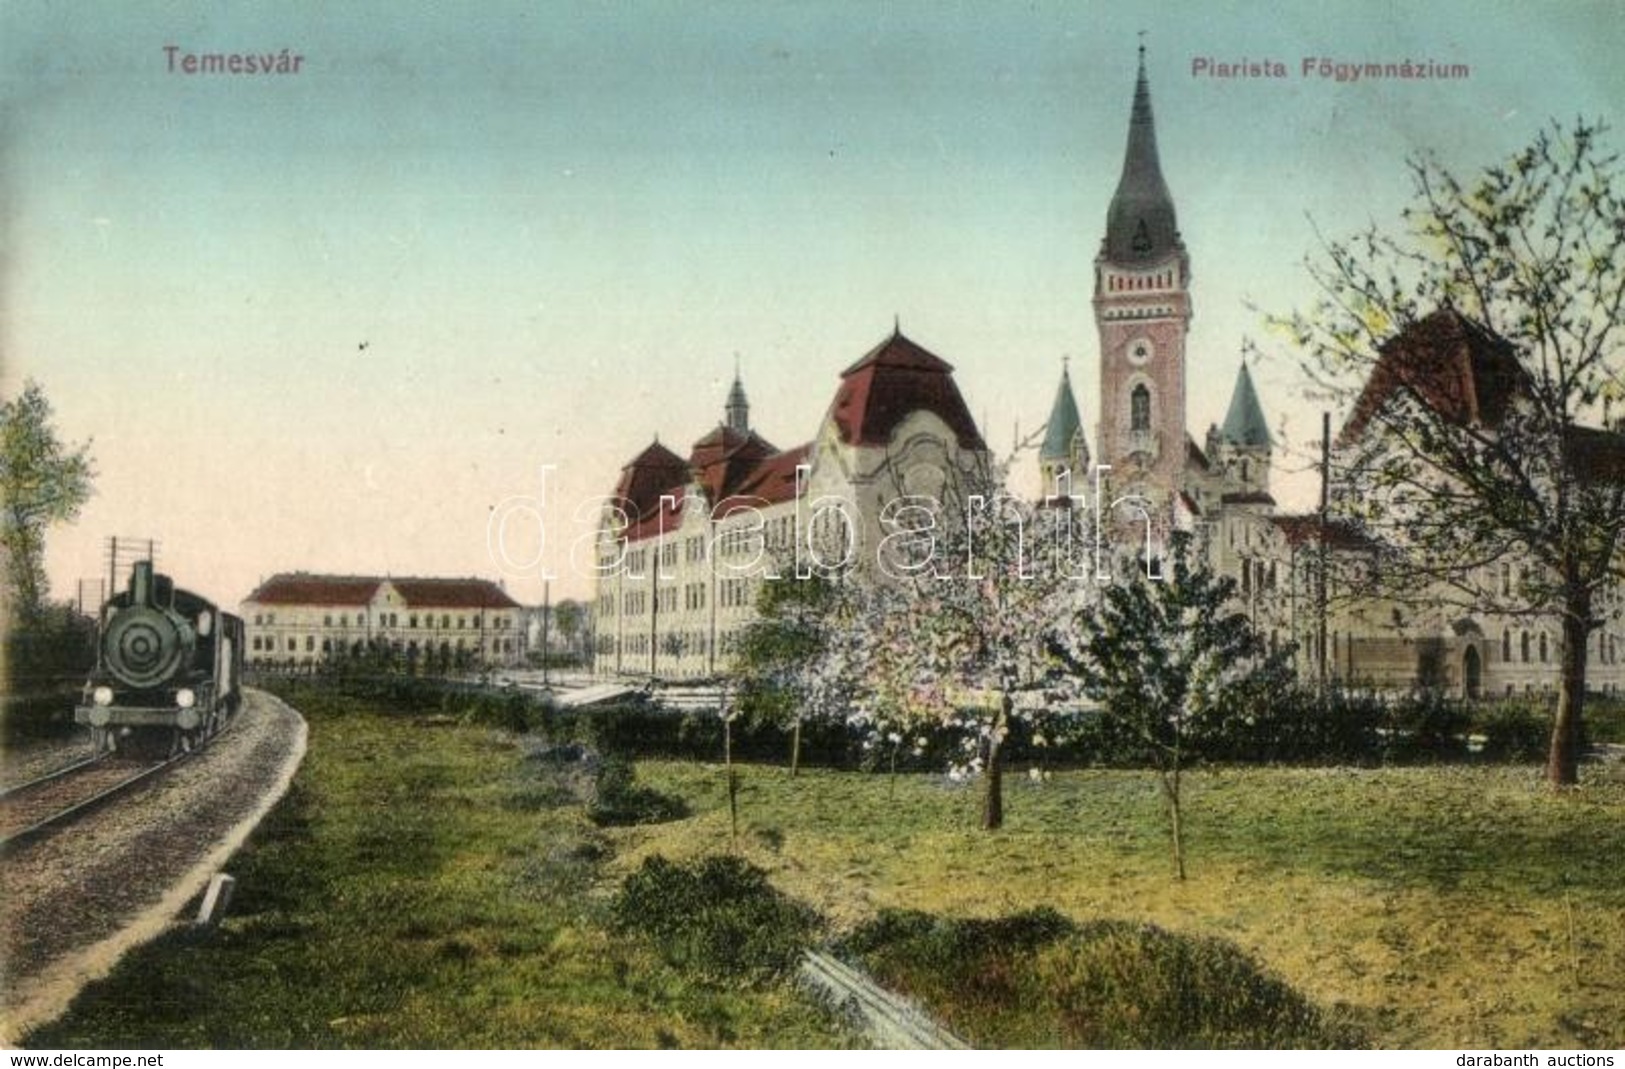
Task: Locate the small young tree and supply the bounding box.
[732,568,851,776]
[1,380,95,621]
[1054,532,1293,879]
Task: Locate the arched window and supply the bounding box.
[1539,632,1549,663]
[1130,384,1151,432]
[1240,459,1250,483]
[1502,629,1511,662]
[1521,631,1530,663]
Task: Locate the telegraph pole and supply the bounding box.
[541,581,551,687]
[1317,411,1331,689]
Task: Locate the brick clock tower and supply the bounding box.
[1093,47,1191,518]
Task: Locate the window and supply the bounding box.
[410,614,418,628]
[1130,384,1151,433]
[1502,629,1512,662]
[287,637,297,652]
[1539,632,1549,663]
[1521,631,1531,663]
[306,635,315,652]
[324,614,332,627]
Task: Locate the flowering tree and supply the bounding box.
[826,446,1096,830]
[1052,532,1293,879]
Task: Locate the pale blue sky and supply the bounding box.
[4,1,1621,605]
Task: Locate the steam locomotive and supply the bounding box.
[76,561,245,756]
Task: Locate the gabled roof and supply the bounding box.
[1220,362,1271,447]
[830,328,986,451]
[1041,368,1086,462]
[1343,307,1528,443]
[245,574,381,606]
[244,574,519,610]
[1103,50,1181,266]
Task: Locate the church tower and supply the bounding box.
[1093,46,1191,515]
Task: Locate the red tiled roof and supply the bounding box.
[715,443,813,517]
[244,574,518,609]
[245,574,380,606]
[389,578,521,610]
[1343,307,1528,443]
[829,330,986,451]
[613,440,690,520]
[689,426,779,502]
[623,485,691,543]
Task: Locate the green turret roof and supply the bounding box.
[1041,368,1086,461]
[1220,362,1271,448]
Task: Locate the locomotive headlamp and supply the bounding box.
[175,688,197,709]
[93,686,114,707]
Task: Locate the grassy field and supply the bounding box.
[608,758,1625,1048]
[26,683,1625,1048]
[25,691,850,1049]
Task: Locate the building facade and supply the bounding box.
[589,47,1625,698]
[241,574,525,670]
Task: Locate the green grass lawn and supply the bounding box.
[27,683,1625,1049]
[609,758,1625,1049]
[24,690,849,1049]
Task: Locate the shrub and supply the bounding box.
[1384,690,1471,762]
[611,855,820,982]
[843,908,1359,1048]
[588,754,688,826]
[1475,699,1550,762]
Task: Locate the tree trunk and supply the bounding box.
[1164,767,1187,882]
[790,715,802,778]
[724,714,740,842]
[1548,607,1588,788]
[982,695,1011,831]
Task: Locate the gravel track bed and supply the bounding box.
[0,690,305,1039]
[1,732,98,790]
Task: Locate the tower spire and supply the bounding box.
[1104,42,1180,265]
[725,361,750,433]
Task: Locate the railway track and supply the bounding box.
[800,949,970,1049]
[0,753,182,853]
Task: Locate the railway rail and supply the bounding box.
[0,753,182,853]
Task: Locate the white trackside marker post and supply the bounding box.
[195,872,236,927]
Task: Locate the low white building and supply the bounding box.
[241,573,525,670]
